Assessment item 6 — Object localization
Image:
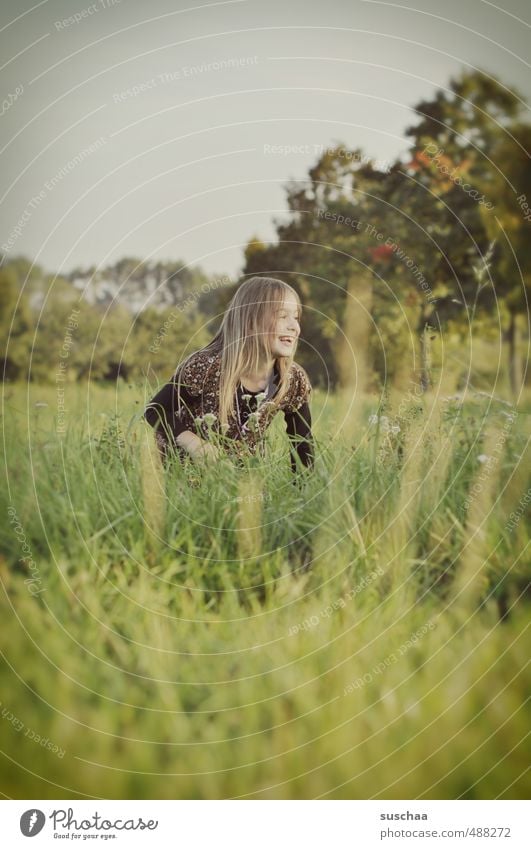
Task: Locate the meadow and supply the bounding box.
[0,377,529,799]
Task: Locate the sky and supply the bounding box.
[1,0,529,280]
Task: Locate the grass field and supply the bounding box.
[0,380,529,799]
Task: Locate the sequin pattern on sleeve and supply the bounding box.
[283,364,312,413]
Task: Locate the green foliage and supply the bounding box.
[243,70,530,393]
[0,264,32,379]
[1,257,217,383]
[479,122,531,313]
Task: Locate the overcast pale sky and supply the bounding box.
[1,0,529,279]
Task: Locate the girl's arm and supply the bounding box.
[144,378,218,462]
[284,401,314,474]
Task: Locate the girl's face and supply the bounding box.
[268,292,301,357]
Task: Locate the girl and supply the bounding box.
[144,276,314,475]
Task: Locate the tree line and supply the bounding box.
[1,70,529,396]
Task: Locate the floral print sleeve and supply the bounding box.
[284,364,312,412]
[177,352,210,396]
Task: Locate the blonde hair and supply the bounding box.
[177,276,302,430]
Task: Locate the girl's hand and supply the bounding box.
[176,430,222,463]
[192,441,223,463]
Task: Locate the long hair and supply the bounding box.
[177,276,302,430]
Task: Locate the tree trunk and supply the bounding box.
[507,311,522,400]
[419,322,432,392]
[334,272,373,392]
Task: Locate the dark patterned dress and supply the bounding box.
[144,349,314,473]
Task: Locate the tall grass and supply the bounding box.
[0,381,529,799]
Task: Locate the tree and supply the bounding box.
[244,146,396,389]
[403,70,528,394]
[0,265,32,380]
[478,122,531,396]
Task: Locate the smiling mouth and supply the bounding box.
[279,336,294,344]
